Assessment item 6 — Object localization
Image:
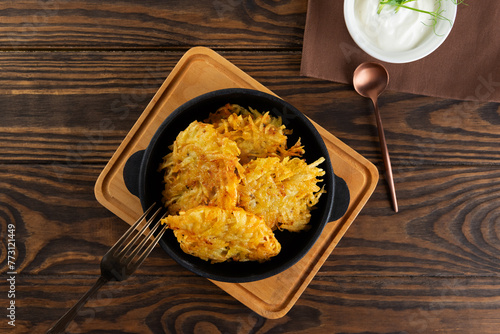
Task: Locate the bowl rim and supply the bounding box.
[137,88,337,282]
[344,0,457,64]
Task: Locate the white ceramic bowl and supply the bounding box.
[344,0,457,63]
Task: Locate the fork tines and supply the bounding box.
[109,203,168,274]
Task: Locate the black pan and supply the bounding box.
[123,88,350,283]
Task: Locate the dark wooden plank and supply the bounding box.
[306,276,500,334]
[1,164,499,278]
[3,275,499,333]
[0,0,307,50]
[0,1,496,331]
[0,51,499,165]
[329,167,500,277]
[0,163,186,277]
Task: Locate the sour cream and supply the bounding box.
[354,0,437,52]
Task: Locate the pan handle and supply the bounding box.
[122,150,145,198]
[329,174,350,222]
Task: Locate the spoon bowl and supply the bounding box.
[353,62,398,212]
[353,62,389,101]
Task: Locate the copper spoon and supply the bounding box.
[353,62,398,212]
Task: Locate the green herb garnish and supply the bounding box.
[377,0,465,34]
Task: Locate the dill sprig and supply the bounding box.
[377,0,465,34]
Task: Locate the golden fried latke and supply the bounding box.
[160,104,326,263]
[162,206,281,263]
[208,104,304,164]
[239,156,326,232]
[159,121,243,215]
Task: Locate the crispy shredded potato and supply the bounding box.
[207,104,304,164]
[162,206,281,263]
[159,104,326,263]
[239,156,326,232]
[159,121,243,215]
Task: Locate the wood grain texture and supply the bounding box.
[0,52,499,166]
[1,276,499,333]
[0,0,499,331]
[1,165,498,277]
[0,0,307,50]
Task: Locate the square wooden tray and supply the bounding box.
[95,47,378,319]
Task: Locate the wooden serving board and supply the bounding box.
[94,47,379,319]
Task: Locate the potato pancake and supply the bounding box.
[159,121,243,215]
[238,156,325,232]
[162,206,281,263]
[160,104,326,262]
[208,104,304,164]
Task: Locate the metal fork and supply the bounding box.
[47,204,167,334]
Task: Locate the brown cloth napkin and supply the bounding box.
[301,1,500,103]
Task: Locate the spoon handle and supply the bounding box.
[372,99,398,212]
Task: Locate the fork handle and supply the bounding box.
[46,276,109,334]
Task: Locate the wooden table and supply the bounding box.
[1,1,499,333]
